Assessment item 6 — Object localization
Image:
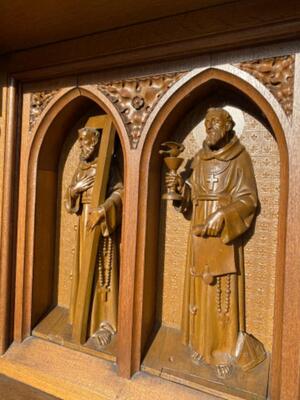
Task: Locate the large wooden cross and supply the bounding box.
[72,115,116,344]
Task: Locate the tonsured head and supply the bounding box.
[204,108,235,149]
[78,127,100,161]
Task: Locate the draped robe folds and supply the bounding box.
[180,136,258,367]
[65,158,123,337]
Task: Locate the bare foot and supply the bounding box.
[216,364,233,379]
[95,328,112,347]
[93,322,115,347]
[191,351,204,364]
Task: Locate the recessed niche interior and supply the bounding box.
[142,86,279,400]
[32,96,123,362]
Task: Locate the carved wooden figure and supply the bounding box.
[163,107,266,379]
[65,121,123,347]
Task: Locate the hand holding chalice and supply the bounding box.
[159,141,185,201]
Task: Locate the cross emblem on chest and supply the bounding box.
[206,174,219,191]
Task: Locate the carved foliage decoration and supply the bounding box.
[29,90,59,132]
[238,55,295,117]
[98,73,185,148]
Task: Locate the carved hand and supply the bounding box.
[86,207,105,231]
[204,210,225,237]
[165,172,184,192]
[70,176,95,198]
[192,224,207,237]
[193,210,225,237]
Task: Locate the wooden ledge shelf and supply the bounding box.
[0,375,59,400]
[142,326,269,400]
[32,306,116,363]
[0,338,219,400]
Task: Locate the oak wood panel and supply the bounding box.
[135,67,290,399]
[0,375,59,400]
[0,41,298,400]
[142,326,269,400]
[32,170,57,327]
[279,53,300,400]
[0,0,233,55]
[12,85,136,380]
[0,338,219,400]
[33,306,116,362]
[14,90,95,343]
[2,1,300,81]
[0,79,19,354]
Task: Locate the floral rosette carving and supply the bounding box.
[238,55,294,117]
[29,90,59,132]
[98,73,185,148]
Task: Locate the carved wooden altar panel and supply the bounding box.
[0,49,299,400]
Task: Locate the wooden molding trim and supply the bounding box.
[0,78,18,354]
[1,2,300,81]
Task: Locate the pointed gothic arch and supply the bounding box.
[134,66,289,397]
[15,86,128,343]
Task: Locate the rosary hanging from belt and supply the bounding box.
[216,275,231,316]
[97,235,113,302]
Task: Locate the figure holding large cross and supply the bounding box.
[65,117,123,347]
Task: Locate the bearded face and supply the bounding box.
[204,109,233,149]
[79,129,99,161]
[204,111,227,148]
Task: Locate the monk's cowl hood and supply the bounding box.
[199,134,245,161]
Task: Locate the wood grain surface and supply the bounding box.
[0,0,233,54]
[1,1,300,80]
[0,374,59,400]
[0,338,221,400]
[0,17,299,398]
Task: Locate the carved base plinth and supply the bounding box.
[142,326,269,400]
[32,306,116,362]
[0,337,217,400]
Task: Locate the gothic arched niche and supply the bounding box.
[140,77,286,400]
[31,93,124,362]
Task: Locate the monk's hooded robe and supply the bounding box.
[180,135,258,367]
[65,157,123,338]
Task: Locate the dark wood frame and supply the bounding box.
[2,1,300,82]
[0,56,299,400]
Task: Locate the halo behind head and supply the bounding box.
[206,107,235,132]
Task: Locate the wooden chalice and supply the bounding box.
[159,141,185,201]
